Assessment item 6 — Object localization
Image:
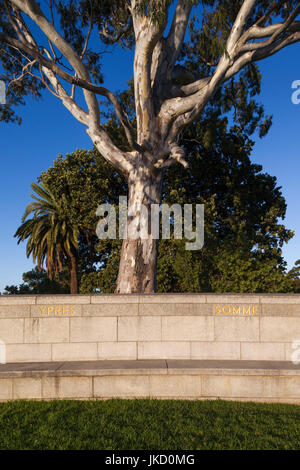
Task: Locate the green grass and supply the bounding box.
[0,399,300,450]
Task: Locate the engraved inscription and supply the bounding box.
[215,305,258,316]
[40,305,75,316]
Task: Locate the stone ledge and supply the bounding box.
[1,360,300,402]
[0,293,300,307]
[1,359,300,378]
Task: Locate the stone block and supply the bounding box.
[98,342,137,360]
[261,317,300,342]
[24,318,69,343]
[6,344,52,362]
[0,379,13,400]
[202,375,300,399]
[36,295,90,305]
[13,378,41,399]
[149,375,201,397]
[206,294,260,304]
[94,375,150,398]
[260,295,300,304]
[0,296,36,305]
[0,305,30,318]
[162,316,214,341]
[262,304,300,316]
[0,319,24,344]
[139,303,212,316]
[52,343,98,361]
[138,341,190,359]
[191,341,240,360]
[83,304,138,316]
[241,342,285,361]
[214,317,259,342]
[202,375,262,398]
[139,294,206,304]
[118,316,161,341]
[91,295,139,304]
[70,317,117,342]
[42,376,92,399]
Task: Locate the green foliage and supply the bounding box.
[39,148,126,230]
[189,0,300,69]
[288,260,300,293]
[156,120,294,293]
[3,268,69,295]
[14,181,80,286]
[37,148,126,292]
[79,239,121,293]
[1,399,300,449]
[208,249,293,293]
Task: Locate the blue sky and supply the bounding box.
[0,30,300,291]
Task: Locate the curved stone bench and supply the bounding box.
[0,359,300,403]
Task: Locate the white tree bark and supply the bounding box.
[116,157,163,293]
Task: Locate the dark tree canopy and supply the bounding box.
[3,267,69,294]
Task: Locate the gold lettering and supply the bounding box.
[252,306,258,315]
[215,305,221,314]
[40,306,46,316]
[215,304,259,316]
[242,306,251,315]
[62,306,75,315]
[47,306,53,316]
[232,306,240,315]
[54,306,61,316]
[39,305,75,316]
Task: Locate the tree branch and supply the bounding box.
[159,1,300,144]
[10,0,100,130]
[226,0,257,53]
[166,0,192,73]
[4,1,134,175]
[0,31,139,150]
[100,17,133,43]
[131,0,168,145]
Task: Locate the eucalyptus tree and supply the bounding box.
[1,0,300,293]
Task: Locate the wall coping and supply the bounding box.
[1,359,300,378]
[1,293,300,305]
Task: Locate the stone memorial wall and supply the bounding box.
[0,293,299,364]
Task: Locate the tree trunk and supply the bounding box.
[69,252,78,294]
[116,165,163,294]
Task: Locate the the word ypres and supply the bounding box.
[39,305,75,316]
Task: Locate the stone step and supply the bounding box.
[0,359,300,403]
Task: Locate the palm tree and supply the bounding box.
[15,182,80,294]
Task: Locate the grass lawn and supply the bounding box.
[0,399,300,450]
